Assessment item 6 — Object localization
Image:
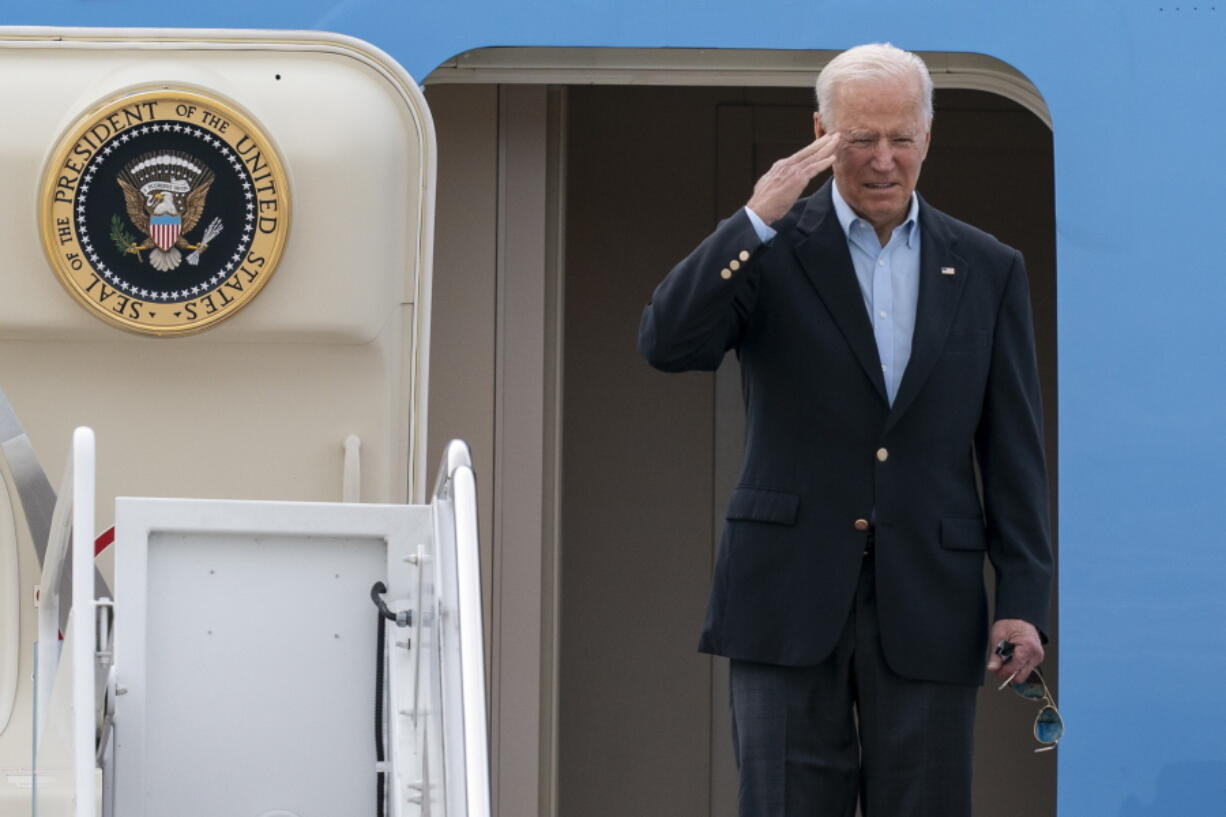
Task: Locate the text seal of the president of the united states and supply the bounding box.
[40,88,291,336]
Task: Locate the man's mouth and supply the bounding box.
[864,182,896,190]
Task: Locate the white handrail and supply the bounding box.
[431,439,490,817]
[451,464,489,817]
[71,427,96,817]
[432,439,473,500]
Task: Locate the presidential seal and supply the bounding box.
[40,89,290,335]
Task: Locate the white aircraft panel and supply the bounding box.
[114,497,431,817]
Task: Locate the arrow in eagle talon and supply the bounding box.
[186,217,223,266]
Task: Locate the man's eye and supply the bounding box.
[849,138,873,147]
[893,137,914,144]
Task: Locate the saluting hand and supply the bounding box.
[745,131,841,225]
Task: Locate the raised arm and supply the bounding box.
[638,133,839,372]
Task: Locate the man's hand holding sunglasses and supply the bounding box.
[986,618,1043,684]
[989,625,1064,752]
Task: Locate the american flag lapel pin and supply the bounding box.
[941,266,957,276]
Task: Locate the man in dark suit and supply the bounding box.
[638,43,1052,817]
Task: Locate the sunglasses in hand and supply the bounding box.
[994,640,1064,752]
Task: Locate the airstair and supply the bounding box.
[24,425,488,817]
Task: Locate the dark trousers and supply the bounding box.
[729,554,978,817]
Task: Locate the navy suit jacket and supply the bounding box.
[638,181,1052,685]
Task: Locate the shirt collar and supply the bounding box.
[831,179,920,249]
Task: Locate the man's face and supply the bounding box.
[815,77,931,236]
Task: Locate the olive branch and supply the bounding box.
[110,214,137,255]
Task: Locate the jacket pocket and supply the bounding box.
[726,487,800,525]
[940,516,987,551]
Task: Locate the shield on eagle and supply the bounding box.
[149,214,182,251]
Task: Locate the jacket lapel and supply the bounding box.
[792,184,888,404]
[884,200,969,432]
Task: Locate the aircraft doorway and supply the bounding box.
[557,83,1057,817]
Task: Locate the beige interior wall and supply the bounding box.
[423,83,499,669]
[560,85,732,817]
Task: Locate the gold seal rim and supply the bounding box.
[39,87,292,337]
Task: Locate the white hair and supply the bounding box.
[815,43,934,130]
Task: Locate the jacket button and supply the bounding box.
[720,268,732,280]
[739,250,751,261]
[853,518,870,531]
[876,447,889,462]
[729,259,741,271]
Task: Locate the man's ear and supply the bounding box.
[813,111,825,139]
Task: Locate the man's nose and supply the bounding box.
[869,139,895,169]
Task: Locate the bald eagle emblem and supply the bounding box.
[112,151,224,272]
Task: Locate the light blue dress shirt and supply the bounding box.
[743,183,921,405]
